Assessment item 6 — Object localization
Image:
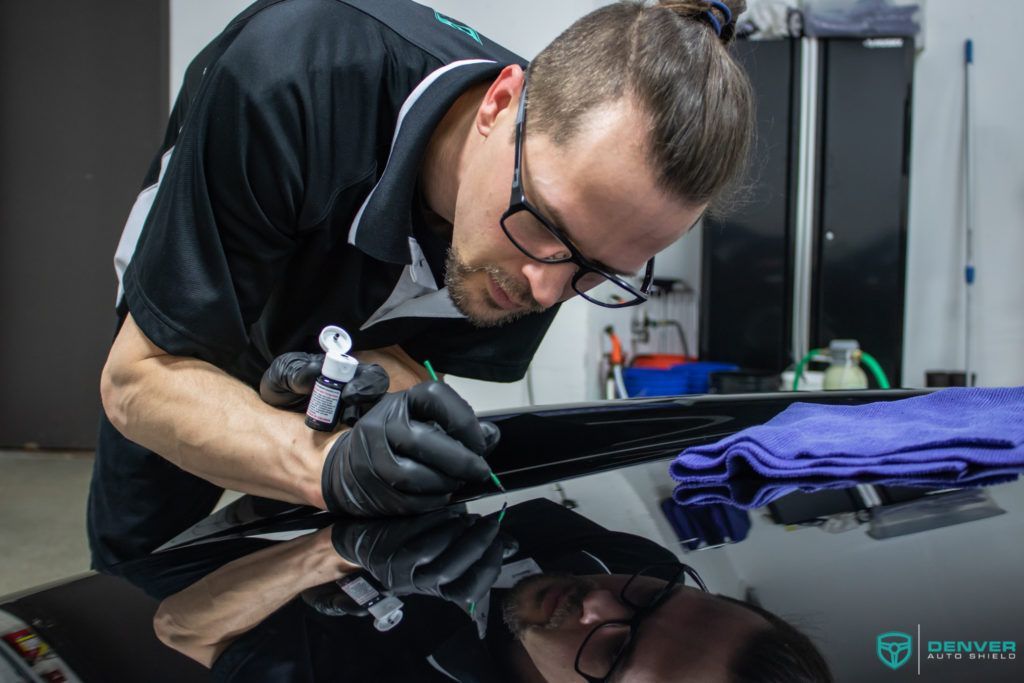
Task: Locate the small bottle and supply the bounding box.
[823,339,869,390]
[336,573,405,632]
[305,325,358,431]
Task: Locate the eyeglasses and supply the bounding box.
[499,80,655,308]
[574,563,709,682]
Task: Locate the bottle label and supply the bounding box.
[339,576,379,606]
[306,383,342,423]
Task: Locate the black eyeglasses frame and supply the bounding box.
[498,80,655,309]
[573,562,709,682]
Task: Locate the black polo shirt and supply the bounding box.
[113,0,559,385]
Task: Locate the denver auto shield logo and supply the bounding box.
[434,11,482,44]
[877,631,913,670]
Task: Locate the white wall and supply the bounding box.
[902,0,1024,388]
[169,0,251,104]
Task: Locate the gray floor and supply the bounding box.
[0,450,242,599]
[0,450,95,597]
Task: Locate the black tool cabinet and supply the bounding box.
[700,37,915,384]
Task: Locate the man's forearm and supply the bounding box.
[353,344,434,388]
[102,315,330,507]
[154,527,357,667]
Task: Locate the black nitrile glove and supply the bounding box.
[321,382,501,517]
[332,510,518,606]
[259,351,390,425]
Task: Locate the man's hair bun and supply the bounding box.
[656,0,746,43]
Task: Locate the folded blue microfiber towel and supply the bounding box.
[669,387,1024,495]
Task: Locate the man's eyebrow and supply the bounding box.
[531,192,639,278]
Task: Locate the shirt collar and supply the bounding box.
[347,59,506,265]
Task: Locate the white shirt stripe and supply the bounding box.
[113,147,174,306]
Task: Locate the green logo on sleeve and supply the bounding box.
[434,10,482,44]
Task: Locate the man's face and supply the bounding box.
[448,90,705,327]
[503,573,769,683]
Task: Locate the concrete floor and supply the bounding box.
[0,450,243,599]
[0,450,95,598]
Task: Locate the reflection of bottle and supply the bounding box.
[336,573,404,632]
[305,326,358,431]
[823,339,868,390]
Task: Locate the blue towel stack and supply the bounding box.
[670,387,1024,508]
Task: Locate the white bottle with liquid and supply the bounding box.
[822,339,868,390]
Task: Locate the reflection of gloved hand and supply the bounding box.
[259,351,389,425]
[301,579,400,620]
[301,581,370,617]
[321,382,500,517]
[332,510,517,606]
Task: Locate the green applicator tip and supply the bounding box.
[423,359,439,382]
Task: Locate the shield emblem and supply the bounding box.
[876,631,913,670]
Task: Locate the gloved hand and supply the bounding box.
[321,381,501,517]
[332,509,517,606]
[259,351,390,425]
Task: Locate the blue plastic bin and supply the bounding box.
[622,362,739,397]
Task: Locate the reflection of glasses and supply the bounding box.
[574,562,709,682]
[499,80,655,308]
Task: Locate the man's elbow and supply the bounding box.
[100,314,162,437]
[99,352,136,436]
[153,606,220,669]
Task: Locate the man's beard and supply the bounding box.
[444,246,544,328]
[502,574,598,639]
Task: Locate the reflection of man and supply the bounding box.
[152,500,832,681]
[501,567,828,682]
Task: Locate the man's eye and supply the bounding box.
[596,626,631,666]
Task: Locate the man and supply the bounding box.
[91,0,753,570]
[149,499,832,681]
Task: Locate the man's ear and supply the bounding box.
[475,64,525,138]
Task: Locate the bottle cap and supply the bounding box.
[828,339,861,365]
[318,325,357,382]
[369,596,404,632]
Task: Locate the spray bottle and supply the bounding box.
[305,325,358,431]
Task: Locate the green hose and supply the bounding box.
[859,351,891,389]
[791,347,892,390]
[792,349,825,391]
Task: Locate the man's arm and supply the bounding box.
[352,344,435,387]
[100,315,430,508]
[101,314,332,506]
[153,527,356,668]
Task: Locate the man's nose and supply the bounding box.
[578,589,632,626]
[522,261,575,309]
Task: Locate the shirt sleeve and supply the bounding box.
[122,37,308,366]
